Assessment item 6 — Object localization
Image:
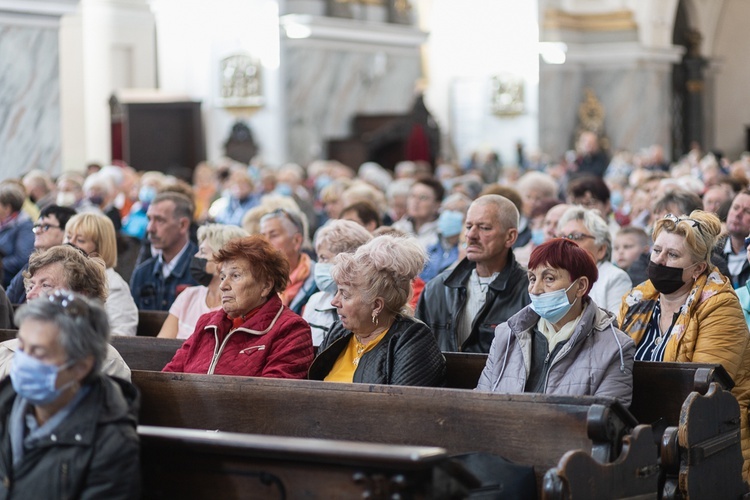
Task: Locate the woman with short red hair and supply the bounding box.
[163,235,314,378]
[476,238,635,406]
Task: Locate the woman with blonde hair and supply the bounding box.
[308,235,445,386]
[618,210,750,479]
[65,212,138,336]
[158,223,249,339]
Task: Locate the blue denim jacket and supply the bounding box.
[129,241,198,311]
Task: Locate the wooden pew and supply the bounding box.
[132,370,658,498]
[109,336,181,371]
[138,425,474,499]
[136,310,168,337]
[442,352,746,498]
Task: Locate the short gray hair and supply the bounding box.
[470,194,520,230]
[558,206,612,261]
[197,223,249,253]
[314,219,372,255]
[15,291,110,382]
[515,171,558,198]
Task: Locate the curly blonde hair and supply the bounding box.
[331,235,425,316]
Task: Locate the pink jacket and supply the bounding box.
[163,295,314,378]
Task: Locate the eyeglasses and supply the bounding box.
[47,290,91,318]
[559,232,596,242]
[32,223,61,234]
[268,208,304,235]
[662,213,704,235]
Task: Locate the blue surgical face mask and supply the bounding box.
[275,183,293,197]
[314,262,337,295]
[610,190,623,210]
[139,186,157,204]
[531,229,546,246]
[10,350,75,406]
[437,210,464,238]
[529,280,579,323]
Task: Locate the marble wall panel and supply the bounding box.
[284,44,422,166]
[539,62,672,160]
[0,25,61,180]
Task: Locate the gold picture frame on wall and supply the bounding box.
[491,74,524,117]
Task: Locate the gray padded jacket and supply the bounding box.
[476,299,635,406]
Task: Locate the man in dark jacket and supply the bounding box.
[130,192,198,310]
[0,291,140,499]
[416,194,530,352]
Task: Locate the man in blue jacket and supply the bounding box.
[130,192,197,310]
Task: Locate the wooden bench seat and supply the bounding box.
[132,370,658,498]
[138,425,472,499]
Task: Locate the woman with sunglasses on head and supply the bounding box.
[557,206,632,315]
[618,210,750,479]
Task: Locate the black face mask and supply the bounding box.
[190,257,213,287]
[647,260,686,295]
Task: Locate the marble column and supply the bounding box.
[59,0,156,171]
[280,14,427,166]
[539,8,684,161]
[0,1,78,180]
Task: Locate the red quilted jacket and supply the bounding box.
[163,295,314,378]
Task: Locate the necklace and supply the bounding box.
[353,336,366,366]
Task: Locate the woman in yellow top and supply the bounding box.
[618,210,750,479]
[308,235,445,386]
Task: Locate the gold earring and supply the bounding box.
[372,312,378,325]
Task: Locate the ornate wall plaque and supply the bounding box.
[491,75,524,116]
[218,53,265,109]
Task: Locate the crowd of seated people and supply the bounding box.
[4,140,750,483]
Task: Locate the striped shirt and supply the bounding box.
[634,301,678,361]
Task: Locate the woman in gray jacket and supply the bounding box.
[476,238,635,406]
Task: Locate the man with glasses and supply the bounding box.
[416,195,530,353]
[557,206,632,315]
[130,192,198,310]
[260,208,317,314]
[6,205,77,304]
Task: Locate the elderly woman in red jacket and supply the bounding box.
[163,235,314,378]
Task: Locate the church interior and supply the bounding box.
[1,0,749,179]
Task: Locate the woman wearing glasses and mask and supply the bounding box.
[618,210,750,479]
[557,206,632,315]
[476,238,635,406]
[0,290,140,498]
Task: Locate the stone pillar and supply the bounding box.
[0,1,78,180]
[280,13,426,165]
[59,0,156,171]
[539,8,684,161]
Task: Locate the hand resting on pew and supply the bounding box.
[476,239,635,406]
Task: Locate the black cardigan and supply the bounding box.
[308,315,446,387]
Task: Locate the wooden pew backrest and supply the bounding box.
[109,336,181,371]
[132,370,639,485]
[136,311,169,337]
[139,425,472,499]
